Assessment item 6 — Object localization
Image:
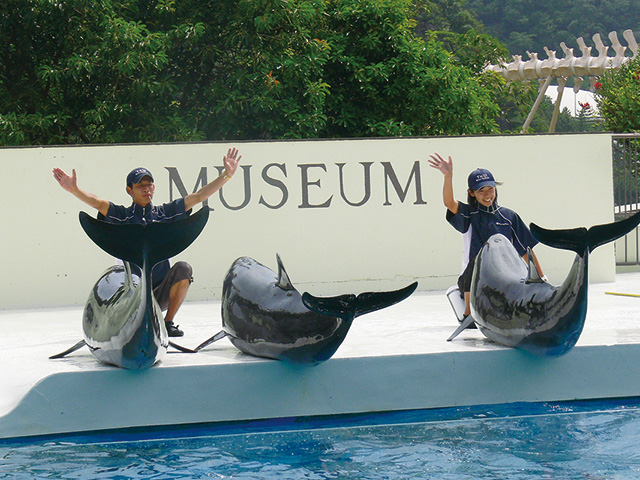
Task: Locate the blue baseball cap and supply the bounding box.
[468,168,496,191]
[126,167,154,186]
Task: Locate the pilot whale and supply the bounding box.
[50,207,209,369]
[179,255,417,364]
[453,212,640,356]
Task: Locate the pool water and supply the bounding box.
[3,399,640,479]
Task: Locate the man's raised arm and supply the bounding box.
[53,168,110,217]
[184,147,242,211]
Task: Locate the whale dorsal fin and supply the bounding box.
[275,254,296,291]
[525,247,545,284]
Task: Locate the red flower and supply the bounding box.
[594,82,602,90]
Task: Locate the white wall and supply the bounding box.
[0,133,615,309]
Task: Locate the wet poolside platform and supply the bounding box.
[2,273,640,440]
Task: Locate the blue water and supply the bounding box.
[3,399,640,479]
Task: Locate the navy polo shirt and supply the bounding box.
[98,198,189,287]
[446,202,537,268]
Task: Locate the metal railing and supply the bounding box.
[613,133,640,265]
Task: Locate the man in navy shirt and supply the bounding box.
[53,147,241,336]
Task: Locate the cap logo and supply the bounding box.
[127,167,154,186]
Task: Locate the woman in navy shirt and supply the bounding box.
[429,152,544,323]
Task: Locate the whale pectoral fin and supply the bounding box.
[168,341,197,353]
[302,293,357,319]
[194,330,230,352]
[447,315,475,342]
[49,340,87,359]
[354,282,418,317]
[275,254,295,291]
[525,246,545,284]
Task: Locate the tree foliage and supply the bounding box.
[410,5,579,134]
[414,0,483,37]
[0,0,198,144]
[595,56,640,132]
[0,0,503,145]
[466,0,640,57]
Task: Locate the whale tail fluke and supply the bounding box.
[301,293,357,318]
[79,207,209,270]
[588,211,640,251]
[530,211,640,255]
[354,282,418,317]
[301,282,418,320]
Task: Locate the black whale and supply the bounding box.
[467,212,640,357]
[185,254,417,364]
[50,208,208,369]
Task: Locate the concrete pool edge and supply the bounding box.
[3,343,640,440]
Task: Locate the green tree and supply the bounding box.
[0,0,502,145]
[595,56,640,132]
[415,24,576,133]
[411,0,592,134]
[466,0,640,57]
[0,0,201,144]
[414,0,483,36]
[317,1,500,137]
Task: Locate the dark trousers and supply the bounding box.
[457,256,476,294]
[153,261,193,312]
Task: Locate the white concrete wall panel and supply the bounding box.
[0,134,614,309]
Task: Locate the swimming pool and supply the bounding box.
[2,398,640,479]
